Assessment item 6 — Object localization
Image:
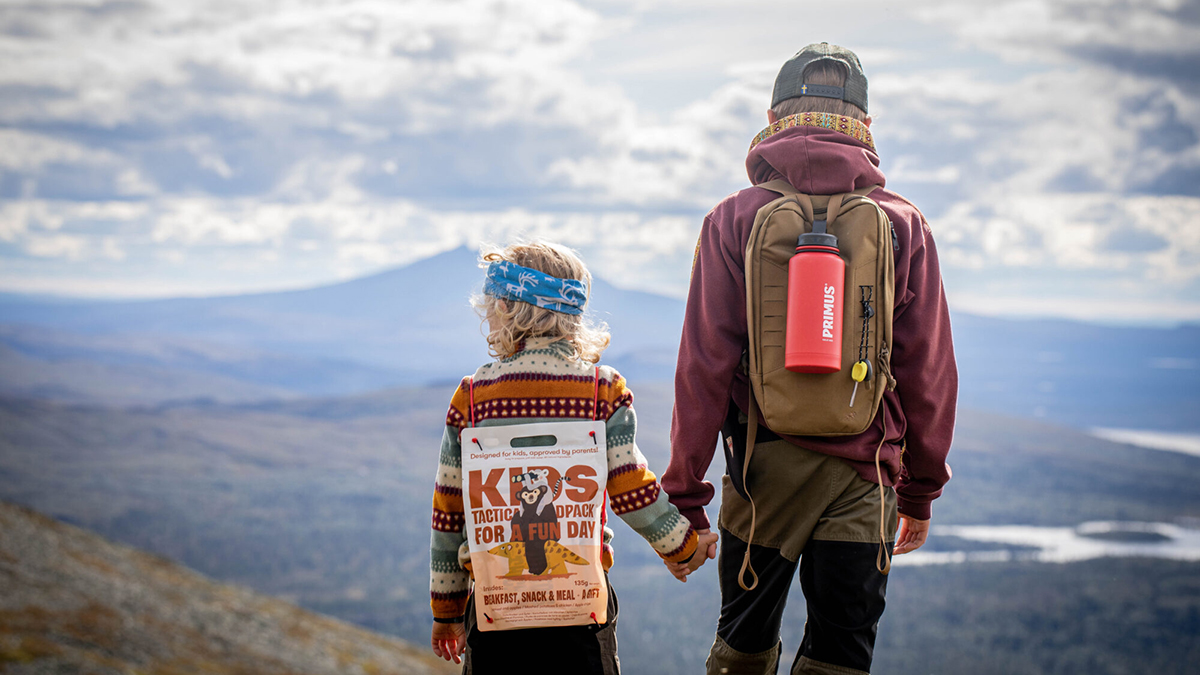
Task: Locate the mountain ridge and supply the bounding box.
[1,246,1197,430]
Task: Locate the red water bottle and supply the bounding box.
[785,219,844,373]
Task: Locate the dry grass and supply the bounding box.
[1,500,457,675]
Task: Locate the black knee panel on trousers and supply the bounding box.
[797,539,890,673]
[716,527,798,655]
[715,530,891,674]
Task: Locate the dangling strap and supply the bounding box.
[467,377,475,428]
[737,393,761,591]
[874,413,891,575]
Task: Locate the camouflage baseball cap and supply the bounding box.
[771,42,868,114]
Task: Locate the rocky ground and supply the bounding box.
[0,501,455,675]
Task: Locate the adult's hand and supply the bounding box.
[431,621,467,664]
[893,514,930,555]
[665,529,719,582]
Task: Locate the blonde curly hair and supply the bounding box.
[472,241,611,363]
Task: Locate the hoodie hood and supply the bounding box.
[745,112,885,194]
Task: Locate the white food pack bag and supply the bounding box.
[461,417,609,631]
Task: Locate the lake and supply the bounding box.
[898,521,1200,566]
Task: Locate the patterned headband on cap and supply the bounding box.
[484,260,587,315]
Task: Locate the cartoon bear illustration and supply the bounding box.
[511,469,561,517]
[509,469,567,575]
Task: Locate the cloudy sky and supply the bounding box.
[1,0,1198,323]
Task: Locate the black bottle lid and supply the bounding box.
[796,219,839,249]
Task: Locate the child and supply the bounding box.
[429,241,715,674]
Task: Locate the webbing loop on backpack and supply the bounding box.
[874,413,891,575]
[737,392,761,591]
[824,193,845,230]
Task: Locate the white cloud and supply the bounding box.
[948,292,1200,324]
[184,137,235,180]
[0,130,118,171]
[549,75,767,207]
[931,192,1200,279]
[869,1,1200,320]
[100,236,126,261]
[0,192,702,295]
[887,156,961,184]
[115,168,157,196]
[0,0,609,132]
[24,234,87,260]
[0,0,1197,323]
[915,0,1200,63]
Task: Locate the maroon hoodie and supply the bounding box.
[663,113,957,528]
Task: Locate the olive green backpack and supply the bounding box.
[745,179,897,437]
[737,179,898,587]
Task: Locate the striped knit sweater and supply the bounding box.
[430,337,699,621]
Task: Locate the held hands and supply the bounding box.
[665,529,719,582]
[893,514,930,555]
[431,621,466,664]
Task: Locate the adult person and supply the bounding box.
[662,43,958,675]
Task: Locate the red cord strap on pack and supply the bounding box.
[594,367,608,533]
[592,366,600,421]
[484,613,493,623]
[590,612,599,625]
[467,376,475,428]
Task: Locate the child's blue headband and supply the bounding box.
[484,261,588,316]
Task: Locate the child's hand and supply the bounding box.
[431,621,467,663]
[665,529,718,582]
